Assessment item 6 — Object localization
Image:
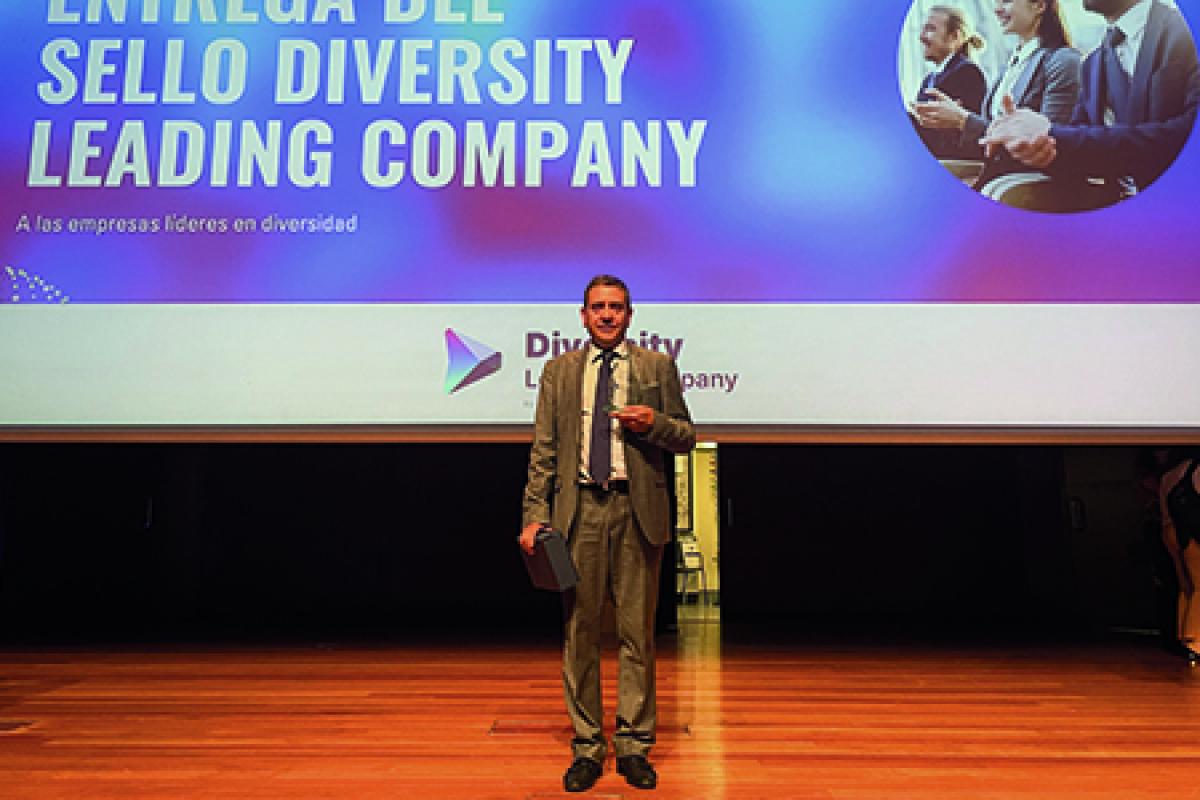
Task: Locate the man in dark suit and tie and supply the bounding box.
[912,5,989,158]
[520,275,695,793]
[982,0,1200,206]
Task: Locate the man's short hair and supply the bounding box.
[583,274,631,308]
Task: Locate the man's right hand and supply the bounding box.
[519,522,544,555]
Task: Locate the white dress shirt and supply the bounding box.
[1110,0,1152,77]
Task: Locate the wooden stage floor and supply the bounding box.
[3,624,1200,799]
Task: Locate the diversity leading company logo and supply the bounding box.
[444,328,502,394]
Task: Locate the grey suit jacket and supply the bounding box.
[962,45,1082,145]
[522,344,695,546]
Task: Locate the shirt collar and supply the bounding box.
[1012,36,1041,63]
[1112,0,1151,41]
[589,340,629,362]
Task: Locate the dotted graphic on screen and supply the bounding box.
[2,266,70,304]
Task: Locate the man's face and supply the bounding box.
[920,11,956,63]
[581,285,631,350]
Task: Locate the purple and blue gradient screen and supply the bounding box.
[2,1,1198,304]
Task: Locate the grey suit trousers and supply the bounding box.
[563,484,664,761]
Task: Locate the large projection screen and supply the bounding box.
[3,1,1199,442]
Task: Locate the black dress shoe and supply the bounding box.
[563,757,602,793]
[616,755,657,789]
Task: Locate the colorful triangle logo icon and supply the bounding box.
[444,329,502,394]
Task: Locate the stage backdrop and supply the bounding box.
[2,1,1199,432]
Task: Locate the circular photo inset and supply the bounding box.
[898,0,1198,212]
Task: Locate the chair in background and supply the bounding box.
[940,159,986,186]
[978,172,1120,212]
[676,535,708,606]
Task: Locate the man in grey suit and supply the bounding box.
[520,274,695,793]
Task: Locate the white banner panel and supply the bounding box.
[3,304,1200,428]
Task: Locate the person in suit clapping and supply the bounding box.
[914,0,1081,185]
[911,5,990,157]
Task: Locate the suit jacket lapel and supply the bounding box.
[937,53,963,90]
[561,349,585,475]
[1011,49,1046,110]
[626,346,647,405]
[1129,1,1165,123]
[1086,48,1106,124]
[617,347,648,459]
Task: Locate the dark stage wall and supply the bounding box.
[0,444,1169,644]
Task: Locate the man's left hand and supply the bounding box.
[612,405,654,433]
